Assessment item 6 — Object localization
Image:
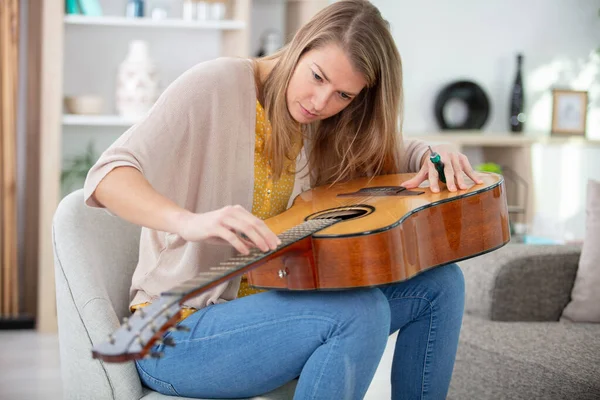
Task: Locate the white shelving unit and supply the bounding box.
[37,0,257,334]
[61,1,253,158]
[64,14,246,30]
[406,132,600,148]
[62,114,140,126]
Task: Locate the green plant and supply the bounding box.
[61,142,98,192]
[475,162,503,175]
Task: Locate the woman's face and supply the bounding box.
[286,43,367,124]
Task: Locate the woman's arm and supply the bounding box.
[92,166,191,234]
[92,166,280,255]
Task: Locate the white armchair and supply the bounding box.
[53,189,297,400]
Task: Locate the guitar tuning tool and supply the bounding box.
[428,146,447,184]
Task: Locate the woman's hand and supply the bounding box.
[174,205,281,255]
[400,144,483,193]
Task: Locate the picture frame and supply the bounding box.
[551,89,588,137]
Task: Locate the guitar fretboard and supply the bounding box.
[164,218,339,297]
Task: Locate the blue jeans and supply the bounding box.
[136,263,465,399]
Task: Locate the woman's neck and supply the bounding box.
[256,58,278,85]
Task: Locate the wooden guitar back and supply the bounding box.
[248,172,510,290]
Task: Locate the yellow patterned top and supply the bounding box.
[250,100,303,219]
[131,100,303,317]
[237,100,303,297]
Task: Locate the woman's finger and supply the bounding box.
[222,215,271,252]
[206,230,256,249]
[450,154,468,190]
[460,155,484,184]
[230,205,280,250]
[215,225,251,255]
[400,164,428,188]
[442,153,457,192]
[428,162,440,193]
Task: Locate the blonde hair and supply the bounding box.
[257,0,404,187]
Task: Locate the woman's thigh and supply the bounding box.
[136,287,390,398]
[379,263,465,334]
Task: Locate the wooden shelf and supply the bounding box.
[64,15,246,30]
[406,132,600,147]
[62,114,139,127]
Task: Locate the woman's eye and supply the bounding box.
[340,92,350,100]
[312,72,323,82]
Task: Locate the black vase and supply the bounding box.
[510,54,525,133]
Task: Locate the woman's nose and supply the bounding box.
[312,89,329,112]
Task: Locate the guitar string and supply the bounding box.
[193,186,420,286]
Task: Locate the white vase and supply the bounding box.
[116,40,159,119]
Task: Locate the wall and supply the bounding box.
[371,0,600,241]
[61,0,600,241]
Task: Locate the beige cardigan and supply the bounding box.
[83,57,430,310]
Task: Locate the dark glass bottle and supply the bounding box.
[510,53,525,133]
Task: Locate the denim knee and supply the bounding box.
[336,288,391,344]
[439,263,465,299]
[433,263,465,312]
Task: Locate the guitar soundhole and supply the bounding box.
[305,205,374,222]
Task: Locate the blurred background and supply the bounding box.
[2,0,599,330]
[0,1,599,398]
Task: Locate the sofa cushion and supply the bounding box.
[449,315,600,400]
[561,179,600,323]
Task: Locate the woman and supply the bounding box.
[84,0,481,398]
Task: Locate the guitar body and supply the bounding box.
[92,172,510,363]
[248,172,510,290]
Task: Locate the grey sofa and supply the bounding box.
[449,244,600,400]
[53,189,297,400]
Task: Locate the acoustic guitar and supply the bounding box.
[92,172,510,363]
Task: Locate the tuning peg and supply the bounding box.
[167,324,190,333]
[122,317,131,331]
[149,351,164,359]
[108,334,115,345]
[153,337,175,348]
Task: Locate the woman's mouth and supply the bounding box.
[300,104,317,118]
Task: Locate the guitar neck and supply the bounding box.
[163,218,339,303]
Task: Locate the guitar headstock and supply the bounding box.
[91,296,186,362]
